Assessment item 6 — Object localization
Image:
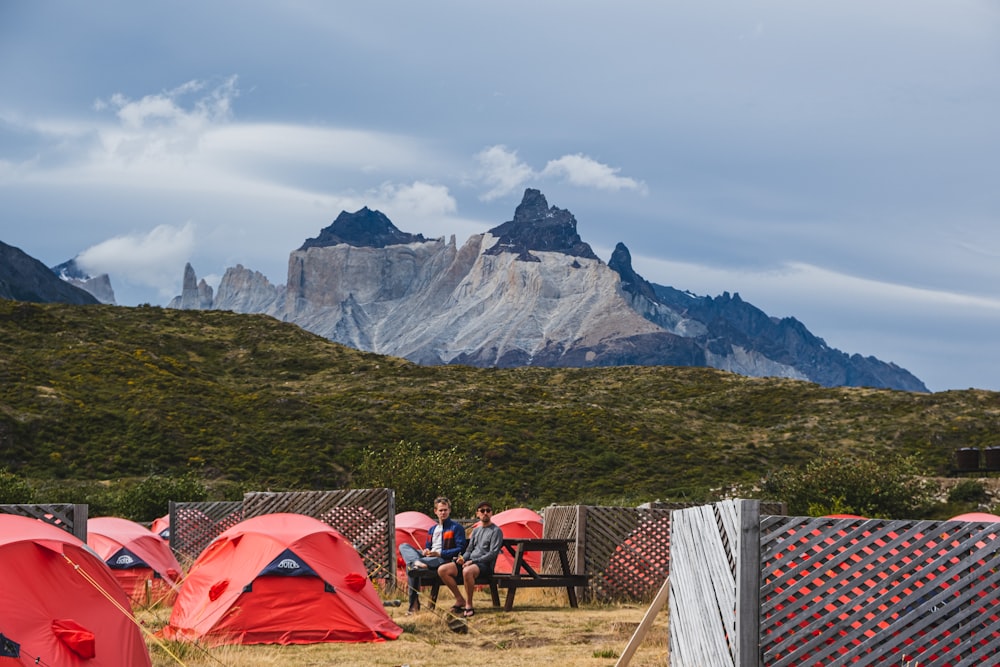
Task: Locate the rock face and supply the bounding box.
[0,242,99,305]
[167,263,214,310]
[171,189,928,391]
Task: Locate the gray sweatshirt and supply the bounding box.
[463,522,504,566]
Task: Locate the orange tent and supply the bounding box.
[488,507,543,573]
[394,511,434,583]
[161,513,402,645]
[0,514,152,667]
[87,516,182,605]
[949,512,1000,522]
[150,514,170,539]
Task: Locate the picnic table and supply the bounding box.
[492,537,590,611]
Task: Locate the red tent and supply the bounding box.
[87,516,183,605]
[161,513,402,645]
[949,512,1000,522]
[489,507,543,573]
[0,514,152,667]
[150,514,170,540]
[394,511,434,583]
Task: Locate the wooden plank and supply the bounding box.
[615,574,669,667]
[735,500,760,667]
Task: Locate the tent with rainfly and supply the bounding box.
[490,507,543,573]
[0,514,152,667]
[86,516,183,605]
[394,510,434,583]
[161,512,402,645]
[150,513,170,540]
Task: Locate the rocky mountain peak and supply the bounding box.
[485,188,599,261]
[299,207,427,250]
[608,242,657,301]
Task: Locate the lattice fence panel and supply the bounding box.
[760,515,1000,666]
[541,505,581,568]
[668,501,743,667]
[242,488,394,584]
[169,500,243,568]
[0,503,88,541]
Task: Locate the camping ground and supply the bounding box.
[140,588,670,667]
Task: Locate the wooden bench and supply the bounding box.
[408,567,501,609]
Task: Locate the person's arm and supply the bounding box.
[440,520,466,560]
[484,525,504,563]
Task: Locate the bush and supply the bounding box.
[761,453,933,519]
[116,473,208,522]
[947,479,989,504]
[0,468,34,503]
[353,440,475,516]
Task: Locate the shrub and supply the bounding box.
[353,441,475,516]
[947,479,989,504]
[116,473,208,522]
[761,453,933,519]
[0,468,34,503]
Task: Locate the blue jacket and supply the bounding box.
[425,518,467,560]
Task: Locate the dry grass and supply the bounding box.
[138,588,670,667]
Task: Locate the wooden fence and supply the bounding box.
[169,488,395,583]
[0,503,88,541]
[668,500,1000,666]
[544,502,784,603]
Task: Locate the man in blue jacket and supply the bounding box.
[399,496,467,614]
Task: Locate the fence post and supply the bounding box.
[735,499,760,667]
[72,503,88,542]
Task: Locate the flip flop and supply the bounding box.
[463,607,475,618]
[450,604,465,614]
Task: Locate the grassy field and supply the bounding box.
[140,588,670,667]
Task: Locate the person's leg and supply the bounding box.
[462,563,481,615]
[437,561,466,609]
[399,543,422,567]
[399,544,423,611]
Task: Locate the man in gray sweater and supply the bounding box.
[438,501,504,617]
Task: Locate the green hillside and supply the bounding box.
[2,299,999,509]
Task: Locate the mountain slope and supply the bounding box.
[0,241,100,305]
[1,300,996,503]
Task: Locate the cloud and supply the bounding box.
[367,181,457,219]
[540,154,647,193]
[76,223,196,299]
[94,77,238,161]
[475,145,536,201]
[475,145,645,200]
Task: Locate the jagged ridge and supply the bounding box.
[170,189,927,391]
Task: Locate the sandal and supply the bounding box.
[463,607,475,618]
[450,604,465,614]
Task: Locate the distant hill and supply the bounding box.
[0,241,99,305]
[1,300,996,505]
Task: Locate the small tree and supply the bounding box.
[762,453,933,519]
[353,440,474,516]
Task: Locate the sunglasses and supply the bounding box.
[478,508,493,514]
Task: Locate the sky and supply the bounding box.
[2,1,999,393]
